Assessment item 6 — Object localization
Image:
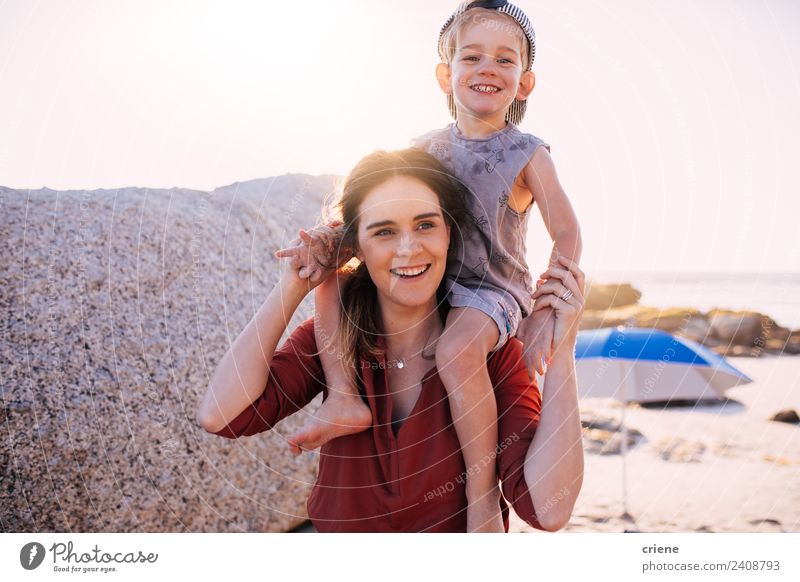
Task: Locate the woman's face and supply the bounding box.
[355,175,451,312]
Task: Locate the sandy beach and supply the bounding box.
[511,354,800,533]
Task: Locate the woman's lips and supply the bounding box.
[390,264,431,279]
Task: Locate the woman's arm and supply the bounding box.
[493,334,582,532]
[523,347,584,531]
[524,255,586,530]
[196,269,315,434]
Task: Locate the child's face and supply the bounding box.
[439,14,534,125]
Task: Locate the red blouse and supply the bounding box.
[213,317,545,532]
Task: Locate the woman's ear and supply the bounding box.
[435,62,453,95]
[515,70,536,101]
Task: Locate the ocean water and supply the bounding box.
[588,271,800,330]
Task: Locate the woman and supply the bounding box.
[197,148,585,532]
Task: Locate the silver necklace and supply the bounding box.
[384,351,424,369]
[385,327,439,370]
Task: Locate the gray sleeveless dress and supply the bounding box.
[411,122,550,319]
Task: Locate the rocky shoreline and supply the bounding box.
[582,282,800,357]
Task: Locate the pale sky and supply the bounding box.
[1,0,798,274]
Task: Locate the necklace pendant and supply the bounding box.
[397,359,405,369]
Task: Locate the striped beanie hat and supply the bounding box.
[438,0,536,125]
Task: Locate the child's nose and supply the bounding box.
[477,56,497,74]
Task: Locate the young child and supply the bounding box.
[277,0,581,532]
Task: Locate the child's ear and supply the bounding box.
[515,70,536,101]
[435,62,453,95]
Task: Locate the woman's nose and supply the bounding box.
[395,233,422,256]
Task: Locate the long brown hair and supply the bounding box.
[334,148,470,366]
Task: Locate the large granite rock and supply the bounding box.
[1,174,336,532]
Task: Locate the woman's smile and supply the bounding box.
[390,264,431,279]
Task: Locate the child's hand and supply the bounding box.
[274,220,352,283]
[516,306,556,380]
[274,228,329,281]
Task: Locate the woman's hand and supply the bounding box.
[530,255,585,355]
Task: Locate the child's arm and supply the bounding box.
[516,147,583,379]
[523,146,582,266]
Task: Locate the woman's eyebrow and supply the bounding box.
[414,212,441,221]
[365,219,394,230]
[365,212,441,231]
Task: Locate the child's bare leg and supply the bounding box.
[287,272,371,453]
[435,307,503,532]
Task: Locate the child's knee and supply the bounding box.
[440,310,498,356]
[435,332,490,382]
[436,332,476,360]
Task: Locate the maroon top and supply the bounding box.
[213,317,545,532]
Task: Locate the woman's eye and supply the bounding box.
[375,229,392,237]
[418,222,435,230]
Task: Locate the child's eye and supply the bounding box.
[498,58,514,64]
[463,55,480,62]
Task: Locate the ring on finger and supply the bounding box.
[560,289,573,301]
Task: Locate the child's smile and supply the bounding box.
[453,57,516,122]
[470,83,502,94]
